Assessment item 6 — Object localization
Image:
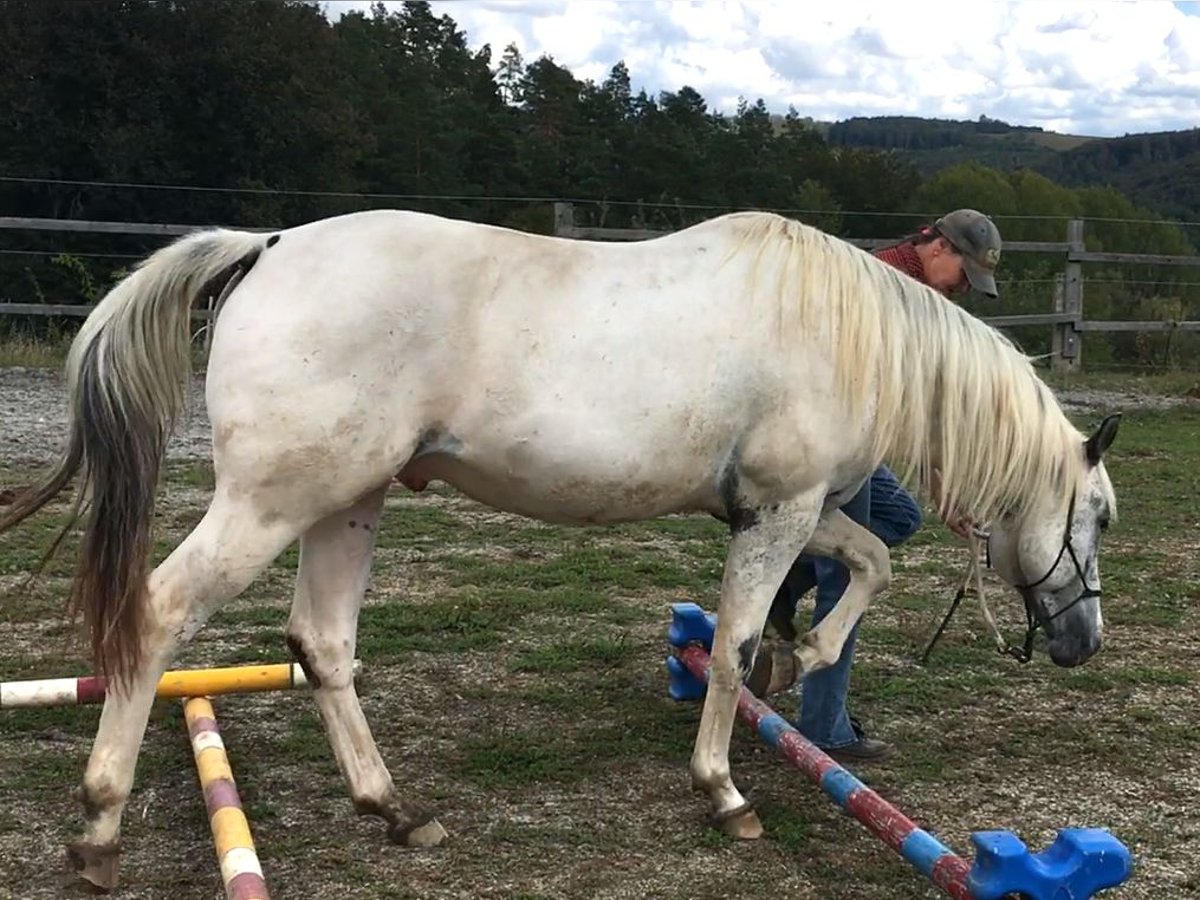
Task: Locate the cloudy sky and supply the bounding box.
[325,0,1200,138]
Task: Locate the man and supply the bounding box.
[747,208,1004,764]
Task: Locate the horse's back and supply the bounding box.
[209,207,793,393]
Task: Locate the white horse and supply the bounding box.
[0,209,1119,891]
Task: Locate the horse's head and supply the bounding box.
[985,413,1121,667]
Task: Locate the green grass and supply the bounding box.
[1046,368,1200,398]
[0,330,73,368]
[511,635,632,674]
[0,329,217,370]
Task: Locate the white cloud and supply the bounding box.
[323,0,1200,136]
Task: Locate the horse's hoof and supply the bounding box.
[388,816,447,848]
[710,802,763,840]
[405,818,448,847]
[66,840,120,892]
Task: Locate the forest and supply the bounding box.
[826,116,1200,224]
[1,0,1196,366]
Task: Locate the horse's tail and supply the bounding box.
[0,227,269,687]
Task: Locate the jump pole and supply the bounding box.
[666,602,1133,900]
[184,696,271,900]
[0,660,362,708]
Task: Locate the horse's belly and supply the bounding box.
[396,450,719,525]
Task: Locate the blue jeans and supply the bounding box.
[778,465,921,748]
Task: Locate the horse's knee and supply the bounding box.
[861,545,892,594]
[284,632,325,689]
[797,632,841,672]
[285,631,356,690]
[871,558,892,594]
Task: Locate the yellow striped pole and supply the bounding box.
[184,696,271,900]
[1,660,361,708]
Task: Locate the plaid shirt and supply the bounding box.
[873,242,928,287]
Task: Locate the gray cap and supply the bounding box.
[934,209,1002,298]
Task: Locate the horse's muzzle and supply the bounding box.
[1047,631,1102,667]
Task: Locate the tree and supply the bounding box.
[333,0,515,219]
[496,42,525,105]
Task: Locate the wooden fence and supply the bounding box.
[3,209,1200,373]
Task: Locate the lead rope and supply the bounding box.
[919,525,1016,665]
[967,527,1016,656]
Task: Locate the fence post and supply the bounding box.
[1053,219,1084,373]
[553,202,575,237]
[1049,274,1065,370]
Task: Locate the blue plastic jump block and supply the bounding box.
[665,602,717,701]
[967,828,1133,900]
[666,655,707,701]
[666,601,716,650]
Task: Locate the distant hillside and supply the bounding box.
[1049,129,1200,223]
[819,115,1200,222]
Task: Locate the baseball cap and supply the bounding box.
[934,209,1002,298]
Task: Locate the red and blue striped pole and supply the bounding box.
[671,639,973,897]
[666,602,1132,900]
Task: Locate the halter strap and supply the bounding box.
[921,490,1101,665]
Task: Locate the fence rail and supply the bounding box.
[0,216,273,236]
[3,209,1199,373]
[0,302,214,320]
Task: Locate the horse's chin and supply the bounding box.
[1047,632,1102,668]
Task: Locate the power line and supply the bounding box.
[0,174,546,204]
[0,249,141,259]
[1002,277,1200,287]
[3,174,1199,228]
[1,171,872,215]
[1088,278,1200,287]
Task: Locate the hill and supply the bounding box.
[818,115,1200,222]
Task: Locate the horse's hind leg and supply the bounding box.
[285,486,447,847]
[68,491,301,890]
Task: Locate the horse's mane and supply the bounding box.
[719,211,1097,526]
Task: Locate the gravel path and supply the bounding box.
[0,365,1189,469]
[1,366,213,468]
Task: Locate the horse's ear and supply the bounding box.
[1085,412,1122,466]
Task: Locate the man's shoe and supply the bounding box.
[745,640,797,698]
[820,718,896,764]
[822,736,896,764]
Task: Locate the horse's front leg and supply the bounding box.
[792,509,892,674]
[689,490,824,839]
[747,509,895,697]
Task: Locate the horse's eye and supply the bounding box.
[1098,517,1110,532]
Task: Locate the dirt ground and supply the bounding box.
[1,364,1198,900]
